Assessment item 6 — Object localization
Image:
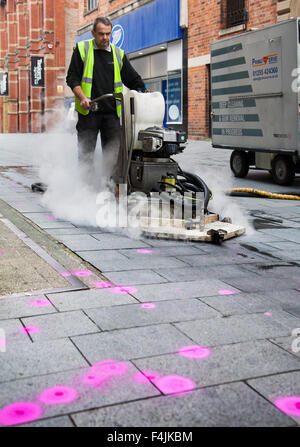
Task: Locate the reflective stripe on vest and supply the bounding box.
[75,40,124,117]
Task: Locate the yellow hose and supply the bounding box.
[230,188,300,200]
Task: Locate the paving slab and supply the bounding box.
[174,313,297,347]
[270,336,300,359]
[139,237,190,247]
[119,245,205,258]
[154,265,252,282]
[247,371,300,424]
[130,280,241,302]
[223,274,300,293]
[56,234,113,251]
[75,250,129,264]
[0,363,159,427]
[46,228,105,237]
[199,292,284,316]
[101,270,168,285]
[71,381,295,427]
[81,256,189,273]
[90,233,151,249]
[0,338,88,383]
[23,213,75,229]
[133,340,300,390]
[0,295,56,319]
[239,262,299,279]
[177,250,269,267]
[21,310,100,341]
[5,201,51,213]
[264,241,300,251]
[0,318,32,347]
[71,324,193,363]
[21,416,75,427]
[262,289,300,308]
[47,288,138,312]
[259,228,300,244]
[84,299,220,331]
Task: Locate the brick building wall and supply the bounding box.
[0,0,78,133]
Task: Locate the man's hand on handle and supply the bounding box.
[73,86,91,110]
[80,97,91,110]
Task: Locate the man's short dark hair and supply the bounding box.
[93,17,112,31]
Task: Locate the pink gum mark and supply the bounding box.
[0,250,4,255]
[141,303,156,309]
[30,299,50,307]
[0,402,42,426]
[264,312,272,316]
[19,326,40,334]
[274,396,300,417]
[155,375,196,395]
[134,370,161,384]
[39,386,78,405]
[90,360,128,377]
[178,345,211,359]
[46,216,56,219]
[82,374,108,387]
[108,286,138,294]
[70,270,92,277]
[0,339,6,348]
[137,249,153,254]
[218,289,237,295]
[94,281,112,289]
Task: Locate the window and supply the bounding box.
[224,0,248,28]
[88,0,98,11]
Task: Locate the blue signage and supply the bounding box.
[76,0,182,53]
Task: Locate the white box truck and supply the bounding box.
[210,18,300,185]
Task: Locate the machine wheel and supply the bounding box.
[271,156,295,186]
[230,151,249,178]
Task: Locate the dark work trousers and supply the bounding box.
[76,112,121,183]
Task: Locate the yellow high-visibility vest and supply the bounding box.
[75,40,124,117]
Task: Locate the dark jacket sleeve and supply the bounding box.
[66,46,83,91]
[121,55,147,92]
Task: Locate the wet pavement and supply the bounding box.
[0,133,300,428]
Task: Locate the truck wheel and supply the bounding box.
[271,156,295,185]
[230,151,249,177]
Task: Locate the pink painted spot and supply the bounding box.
[70,270,92,277]
[60,272,71,277]
[137,249,153,254]
[264,312,272,316]
[39,386,78,405]
[46,215,56,219]
[141,303,156,309]
[0,250,3,255]
[218,289,237,295]
[82,374,107,387]
[94,281,112,289]
[155,375,196,395]
[91,360,128,377]
[0,402,42,426]
[109,286,137,294]
[134,370,161,384]
[19,326,40,334]
[178,345,211,359]
[30,299,50,307]
[274,396,300,417]
[0,339,6,348]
